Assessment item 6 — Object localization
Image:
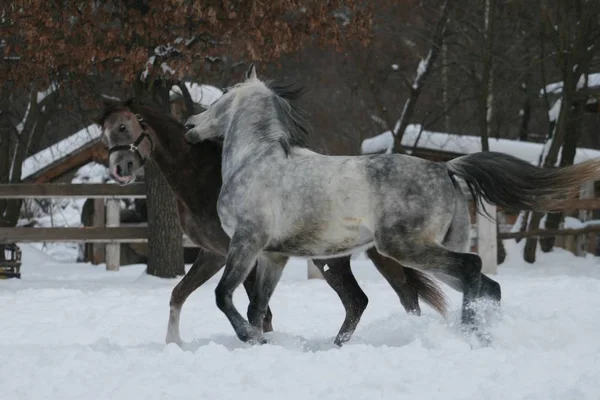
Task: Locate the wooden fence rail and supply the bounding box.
[0,183,146,199]
[0,183,197,271]
[1,182,598,275]
[0,226,197,246]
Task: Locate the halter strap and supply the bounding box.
[107,114,154,166]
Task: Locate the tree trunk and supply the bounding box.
[518,47,533,143]
[540,97,586,252]
[144,159,184,278]
[133,79,185,278]
[392,0,450,153]
[478,0,496,151]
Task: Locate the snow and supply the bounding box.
[413,51,432,90]
[141,56,156,81]
[548,98,562,122]
[21,125,102,180]
[170,82,223,109]
[19,161,112,262]
[19,82,218,181]
[160,62,176,75]
[542,72,600,95]
[361,124,600,165]
[1,241,600,399]
[15,100,31,134]
[37,82,58,103]
[154,45,174,57]
[564,216,585,230]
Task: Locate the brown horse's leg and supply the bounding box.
[313,256,369,346]
[365,248,421,315]
[242,262,274,333]
[166,250,226,345]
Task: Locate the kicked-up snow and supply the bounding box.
[1,241,599,400]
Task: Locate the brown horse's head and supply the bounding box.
[97,99,155,185]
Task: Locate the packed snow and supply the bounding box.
[361,124,600,165]
[1,240,599,400]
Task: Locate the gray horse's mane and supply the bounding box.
[264,80,310,154]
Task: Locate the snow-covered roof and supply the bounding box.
[361,124,600,165]
[542,72,600,96]
[21,125,101,180]
[170,82,223,109]
[19,82,220,181]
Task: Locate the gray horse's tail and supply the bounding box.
[446,151,600,213]
[406,268,449,316]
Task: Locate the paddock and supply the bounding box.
[1,242,599,400]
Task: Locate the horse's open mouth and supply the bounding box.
[110,167,134,185]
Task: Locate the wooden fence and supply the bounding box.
[0,183,197,271]
[1,181,599,276]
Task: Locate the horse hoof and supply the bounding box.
[165,335,183,347]
[238,326,266,345]
[249,336,268,346]
[461,307,476,326]
[262,320,274,333]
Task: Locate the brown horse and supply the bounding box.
[97,97,448,346]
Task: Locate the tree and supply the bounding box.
[2,1,371,277]
[0,80,60,262]
[391,0,451,154]
[523,0,600,262]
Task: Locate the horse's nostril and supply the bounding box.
[127,161,134,175]
[184,124,195,131]
[116,165,123,177]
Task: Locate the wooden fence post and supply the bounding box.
[577,180,594,256]
[307,259,324,279]
[92,198,105,265]
[477,199,497,275]
[105,199,120,271]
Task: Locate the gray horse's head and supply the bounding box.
[183,64,260,144]
[184,64,308,154]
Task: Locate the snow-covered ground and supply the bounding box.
[1,240,599,400]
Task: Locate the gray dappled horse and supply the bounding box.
[184,64,600,344]
[98,97,448,347]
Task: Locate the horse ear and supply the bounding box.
[93,95,122,126]
[245,63,258,80]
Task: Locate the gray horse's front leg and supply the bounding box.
[215,227,269,344]
[247,253,288,331]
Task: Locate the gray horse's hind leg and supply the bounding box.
[215,227,269,344]
[247,253,288,332]
[312,257,369,346]
[439,183,501,303]
[166,250,226,345]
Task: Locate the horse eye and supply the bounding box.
[119,124,126,132]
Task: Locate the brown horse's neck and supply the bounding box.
[145,121,223,214]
